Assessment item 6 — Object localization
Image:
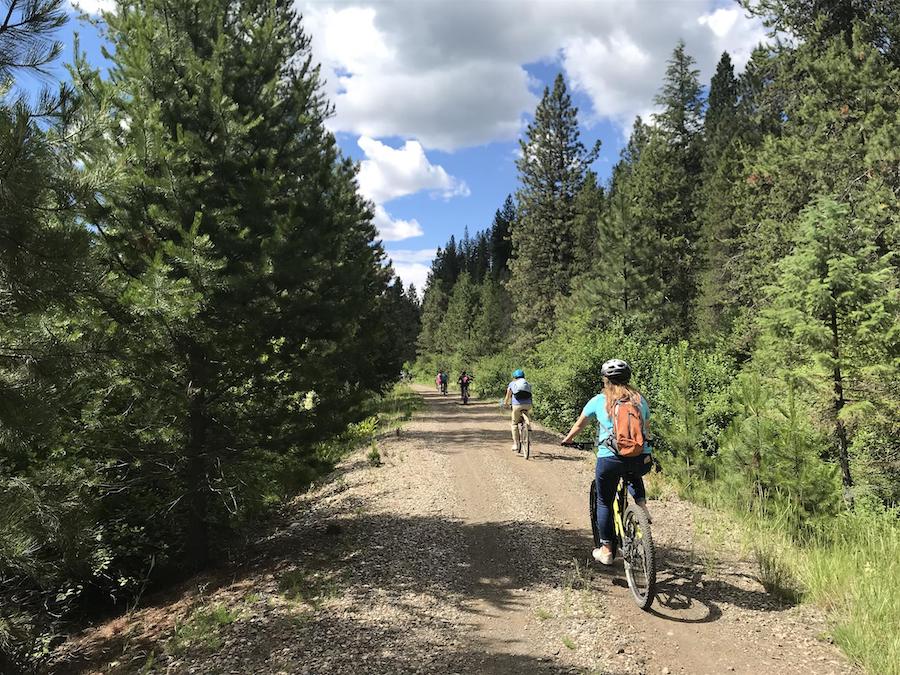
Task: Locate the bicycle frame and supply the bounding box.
[612,477,628,548]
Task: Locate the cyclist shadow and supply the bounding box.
[635,545,794,624]
[642,562,724,624]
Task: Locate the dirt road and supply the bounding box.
[55,387,854,674]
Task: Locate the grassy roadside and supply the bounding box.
[648,471,900,675]
[316,383,424,468]
[743,503,899,675]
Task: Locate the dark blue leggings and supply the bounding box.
[594,454,652,545]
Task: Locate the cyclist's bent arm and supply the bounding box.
[561,414,590,444]
[503,388,512,406]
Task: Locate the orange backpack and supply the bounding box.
[607,396,646,457]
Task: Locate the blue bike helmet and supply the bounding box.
[512,369,525,378]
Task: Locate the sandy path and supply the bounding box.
[411,387,853,674]
[52,386,855,674]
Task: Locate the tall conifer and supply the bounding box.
[509,73,599,340]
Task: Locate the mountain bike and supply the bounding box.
[517,410,532,459]
[459,377,473,404]
[561,441,657,610]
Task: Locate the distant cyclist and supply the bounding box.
[560,359,653,565]
[503,369,533,452]
[440,370,449,395]
[457,371,473,401]
[435,371,441,391]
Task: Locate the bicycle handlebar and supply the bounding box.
[561,441,593,451]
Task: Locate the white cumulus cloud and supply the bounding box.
[70,0,115,14]
[372,205,423,242]
[386,249,436,293]
[357,136,469,205]
[298,0,767,149]
[356,136,469,243]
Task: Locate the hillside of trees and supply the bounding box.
[0,0,418,668]
[416,3,898,668]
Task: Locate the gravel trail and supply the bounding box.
[52,386,855,674]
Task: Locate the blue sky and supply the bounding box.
[42,1,767,292]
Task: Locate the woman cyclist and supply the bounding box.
[503,369,533,452]
[560,359,653,565]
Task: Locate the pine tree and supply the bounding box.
[417,278,449,359]
[741,0,900,64]
[571,172,604,279]
[654,41,704,149]
[696,52,741,339]
[73,0,395,573]
[0,3,101,667]
[730,24,900,353]
[756,196,900,501]
[490,195,515,280]
[471,277,511,357]
[509,73,600,340]
[434,273,481,369]
[622,42,704,338]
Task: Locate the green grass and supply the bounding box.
[367,443,382,467]
[278,568,339,609]
[668,473,900,675]
[316,384,423,467]
[798,509,900,675]
[167,604,238,655]
[533,607,553,621]
[562,635,576,650]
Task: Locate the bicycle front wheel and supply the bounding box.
[622,503,657,610]
[588,480,601,549]
[523,424,531,460]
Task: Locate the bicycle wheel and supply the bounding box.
[622,503,657,610]
[523,422,531,460]
[588,480,601,549]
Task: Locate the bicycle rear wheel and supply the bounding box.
[523,421,531,460]
[622,503,657,610]
[588,481,601,549]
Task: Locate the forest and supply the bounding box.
[0,0,419,668]
[415,1,899,668]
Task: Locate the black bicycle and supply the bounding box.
[458,377,473,404]
[562,441,657,610]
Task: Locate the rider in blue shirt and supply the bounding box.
[561,359,653,565]
[503,369,533,452]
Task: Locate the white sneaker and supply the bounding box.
[511,444,519,452]
[592,547,613,565]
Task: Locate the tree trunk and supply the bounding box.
[829,305,853,504]
[184,345,210,571]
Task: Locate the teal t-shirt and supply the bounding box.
[581,393,652,458]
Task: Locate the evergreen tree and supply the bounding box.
[741,0,900,64]
[0,2,101,667]
[720,374,841,521]
[756,196,900,501]
[509,73,600,340]
[417,278,449,359]
[696,52,741,339]
[730,24,900,353]
[610,116,649,193]
[490,195,515,280]
[623,42,704,338]
[471,277,511,357]
[570,172,604,278]
[73,0,396,575]
[434,273,481,369]
[654,41,704,148]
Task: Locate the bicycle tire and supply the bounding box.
[622,503,657,610]
[523,421,531,460]
[588,481,601,549]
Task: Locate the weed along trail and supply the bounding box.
[53,387,855,674]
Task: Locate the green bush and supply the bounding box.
[472,350,519,400]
